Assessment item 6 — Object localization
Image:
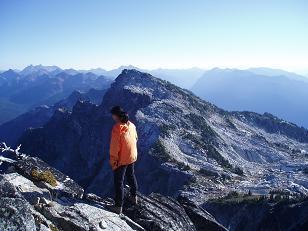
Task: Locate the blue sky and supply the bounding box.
[0,0,307,73]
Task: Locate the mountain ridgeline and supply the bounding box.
[191,68,308,128]
[2,65,308,130]
[18,70,308,198]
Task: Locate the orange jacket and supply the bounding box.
[109,121,138,170]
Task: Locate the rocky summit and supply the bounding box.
[0,146,226,231]
[1,69,308,230]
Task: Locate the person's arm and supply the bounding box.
[132,123,138,141]
[110,125,120,170]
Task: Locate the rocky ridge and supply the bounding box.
[0,144,226,231]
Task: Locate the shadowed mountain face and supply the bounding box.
[0,65,112,124]
[18,70,308,204]
[204,196,308,231]
[0,88,107,146]
[191,68,308,128]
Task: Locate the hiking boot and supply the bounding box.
[109,206,122,214]
[128,195,138,205]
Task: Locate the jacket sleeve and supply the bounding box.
[132,123,138,141]
[110,125,120,170]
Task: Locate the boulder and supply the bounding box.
[123,193,196,231]
[0,197,37,231]
[0,175,37,231]
[14,156,84,199]
[0,170,143,231]
[3,173,51,205]
[0,174,19,198]
[37,197,136,231]
[1,157,144,231]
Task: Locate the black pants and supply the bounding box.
[114,163,138,207]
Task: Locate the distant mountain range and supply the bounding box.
[248,67,308,81]
[7,64,206,88]
[1,64,308,129]
[0,64,208,124]
[78,65,205,88]
[19,64,63,77]
[191,68,308,128]
[0,65,112,124]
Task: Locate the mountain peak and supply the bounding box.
[22,64,59,70]
[20,64,62,76]
[116,69,155,84]
[118,65,139,69]
[121,68,146,75]
[5,69,17,74]
[0,69,19,78]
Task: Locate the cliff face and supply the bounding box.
[19,69,308,202]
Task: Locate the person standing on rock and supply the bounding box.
[109,106,138,214]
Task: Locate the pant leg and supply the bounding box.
[125,163,138,197]
[114,165,127,207]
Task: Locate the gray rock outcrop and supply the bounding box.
[0,151,227,231]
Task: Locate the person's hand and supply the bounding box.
[110,160,119,170]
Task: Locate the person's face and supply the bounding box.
[112,114,120,122]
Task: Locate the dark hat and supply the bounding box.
[110,106,124,115]
[110,106,129,123]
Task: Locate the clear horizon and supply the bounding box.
[1,0,307,74]
[2,64,308,77]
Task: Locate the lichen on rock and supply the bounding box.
[30,169,57,187]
